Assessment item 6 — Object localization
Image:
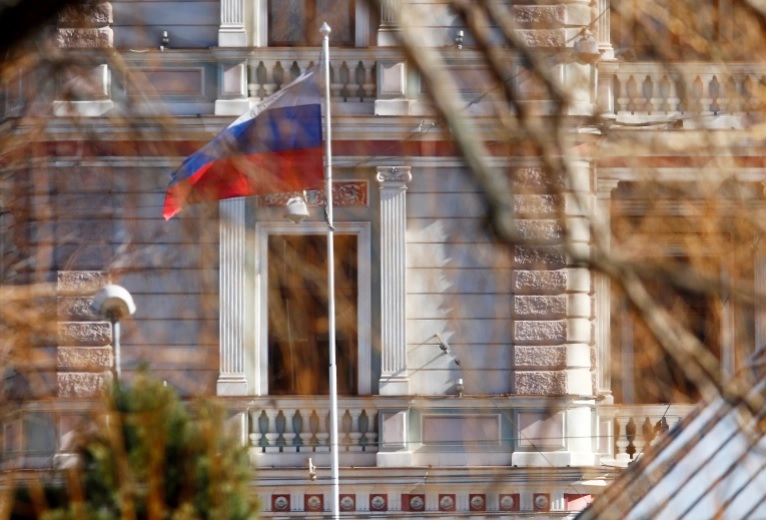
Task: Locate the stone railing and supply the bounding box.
[245,397,379,454]
[246,49,379,103]
[602,62,766,117]
[598,404,695,465]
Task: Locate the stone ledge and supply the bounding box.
[58,372,111,398]
[57,346,113,370]
[58,322,111,346]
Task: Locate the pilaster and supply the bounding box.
[377,167,412,395]
[219,0,247,47]
[213,49,251,115]
[377,0,401,46]
[218,198,249,396]
[595,179,619,402]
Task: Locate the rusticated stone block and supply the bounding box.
[58,322,111,346]
[56,28,113,48]
[511,167,565,193]
[57,346,113,370]
[58,372,111,398]
[513,29,566,48]
[515,345,566,368]
[514,219,564,242]
[58,297,98,320]
[514,245,566,269]
[514,5,565,27]
[514,194,563,216]
[514,295,566,318]
[59,3,113,27]
[513,270,566,294]
[514,320,566,343]
[57,271,109,294]
[514,371,567,395]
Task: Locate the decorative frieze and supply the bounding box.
[255,181,368,208]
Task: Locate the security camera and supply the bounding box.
[91,284,136,320]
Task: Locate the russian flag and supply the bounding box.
[163,66,324,220]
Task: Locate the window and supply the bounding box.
[255,221,371,396]
[611,0,727,60]
[267,234,358,394]
[268,0,355,46]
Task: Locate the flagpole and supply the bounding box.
[320,22,340,520]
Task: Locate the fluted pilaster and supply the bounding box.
[218,198,248,395]
[219,0,247,47]
[377,166,411,395]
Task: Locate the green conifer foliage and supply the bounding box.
[37,373,258,520]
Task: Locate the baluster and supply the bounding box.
[691,75,704,113]
[742,76,754,112]
[614,416,631,463]
[291,410,304,451]
[249,410,265,451]
[349,408,363,452]
[253,61,268,99]
[614,73,628,113]
[658,75,671,113]
[264,408,280,453]
[633,417,652,456]
[358,409,370,451]
[644,75,660,114]
[339,61,351,100]
[625,417,637,459]
[255,410,270,451]
[277,410,295,452]
[366,411,378,452]
[626,75,638,113]
[330,63,343,99]
[727,76,740,113]
[354,61,365,101]
[309,409,321,451]
[709,75,721,114]
[341,409,353,450]
[699,74,714,113]
[362,60,375,100]
[289,61,301,82]
[315,409,330,452]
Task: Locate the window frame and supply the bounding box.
[254,220,372,396]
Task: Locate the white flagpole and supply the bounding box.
[320,22,340,520]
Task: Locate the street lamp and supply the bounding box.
[91,284,136,381]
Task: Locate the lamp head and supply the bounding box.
[285,195,309,224]
[91,284,136,321]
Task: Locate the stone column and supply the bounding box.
[377,0,401,46]
[595,179,619,402]
[219,0,247,47]
[54,3,114,117]
[597,0,614,59]
[218,198,249,396]
[377,167,412,395]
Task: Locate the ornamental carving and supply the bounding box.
[376,167,412,185]
[255,181,368,207]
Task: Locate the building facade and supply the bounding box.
[1,0,763,517]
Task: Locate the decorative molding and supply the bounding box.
[255,181,368,207]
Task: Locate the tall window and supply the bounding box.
[611,0,726,60]
[268,0,355,46]
[267,234,358,394]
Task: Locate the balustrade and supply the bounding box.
[608,63,766,116]
[600,404,694,463]
[247,52,377,103]
[247,399,379,454]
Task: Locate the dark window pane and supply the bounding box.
[267,234,358,395]
[269,0,354,46]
